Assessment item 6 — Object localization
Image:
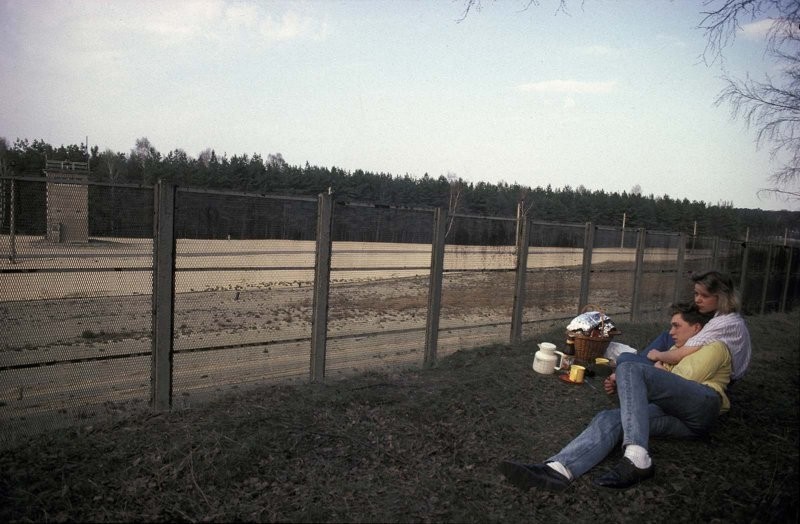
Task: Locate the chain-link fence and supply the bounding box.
[1,177,154,438]
[2,176,798,444]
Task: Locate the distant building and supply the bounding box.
[45,160,89,243]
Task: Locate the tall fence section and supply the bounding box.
[1,176,798,442]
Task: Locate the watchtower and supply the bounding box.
[44,160,89,243]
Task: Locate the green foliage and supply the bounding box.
[1,137,798,242]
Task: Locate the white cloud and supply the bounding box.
[654,34,687,48]
[577,45,621,57]
[740,19,774,40]
[257,11,330,42]
[224,3,261,30]
[121,1,329,45]
[515,80,617,94]
[0,0,333,89]
[5,1,328,50]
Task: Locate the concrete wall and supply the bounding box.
[46,172,88,243]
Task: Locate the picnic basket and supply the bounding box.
[566,306,621,362]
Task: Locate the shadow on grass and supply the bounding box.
[1,312,798,522]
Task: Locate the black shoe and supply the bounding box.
[498,460,570,492]
[592,457,654,489]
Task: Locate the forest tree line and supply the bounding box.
[0,137,797,244]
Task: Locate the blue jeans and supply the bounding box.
[615,330,673,367]
[547,361,721,478]
[645,330,673,352]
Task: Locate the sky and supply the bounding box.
[0,0,796,211]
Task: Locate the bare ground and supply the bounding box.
[1,268,609,426]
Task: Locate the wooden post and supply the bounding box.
[510,203,530,345]
[711,236,720,269]
[739,241,750,308]
[151,181,176,412]
[779,247,793,313]
[673,232,686,304]
[578,222,594,313]
[759,243,773,314]
[631,228,646,322]
[424,208,447,367]
[310,193,333,383]
[8,178,15,264]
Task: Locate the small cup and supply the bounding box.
[593,357,612,377]
[569,365,585,383]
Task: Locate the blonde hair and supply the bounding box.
[691,270,740,314]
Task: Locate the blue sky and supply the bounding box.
[0,0,794,211]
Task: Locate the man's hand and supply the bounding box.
[646,349,663,362]
[603,373,617,395]
[654,361,667,370]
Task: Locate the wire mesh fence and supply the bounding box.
[326,203,434,378]
[1,176,798,444]
[1,178,154,437]
[437,214,519,360]
[170,189,320,407]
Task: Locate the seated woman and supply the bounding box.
[648,270,751,382]
[499,302,732,491]
[617,270,751,382]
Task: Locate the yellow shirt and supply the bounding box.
[663,341,732,413]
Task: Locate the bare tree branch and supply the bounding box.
[457,0,573,22]
[706,0,800,202]
[458,0,800,204]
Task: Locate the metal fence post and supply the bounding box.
[424,208,447,367]
[578,222,594,313]
[510,203,530,345]
[631,228,646,322]
[673,232,686,304]
[151,181,176,411]
[310,192,333,383]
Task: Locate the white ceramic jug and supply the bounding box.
[533,342,558,374]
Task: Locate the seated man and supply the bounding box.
[648,270,751,383]
[499,302,732,491]
[617,270,750,383]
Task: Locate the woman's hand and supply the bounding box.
[646,349,663,362]
[654,361,667,370]
[603,373,617,395]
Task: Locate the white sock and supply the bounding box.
[546,461,573,480]
[624,444,652,469]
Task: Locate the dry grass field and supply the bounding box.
[0,310,796,522]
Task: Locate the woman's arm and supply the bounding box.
[647,345,700,364]
[670,341,731,384]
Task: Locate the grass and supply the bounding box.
[1,311,798,523]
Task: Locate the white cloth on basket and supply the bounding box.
[604,341,638,363]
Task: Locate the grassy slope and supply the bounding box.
[1,311,798,523]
